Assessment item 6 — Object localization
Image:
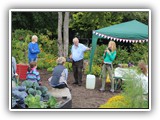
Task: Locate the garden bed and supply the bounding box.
[12,79,72,109]
[12,97,72,109]
[39,69,119,108]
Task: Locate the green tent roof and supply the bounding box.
[89,20,149,73]
[94,20,148,40]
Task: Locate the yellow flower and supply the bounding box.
[107,95,124,104]
[99,95,129,108]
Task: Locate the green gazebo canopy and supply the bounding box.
[89,20,148,72]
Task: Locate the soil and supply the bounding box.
[38,69,120,108]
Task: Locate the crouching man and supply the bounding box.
[49,57,68,88]
[48,57,72,99]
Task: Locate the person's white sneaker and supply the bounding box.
[110,89,114,93]
[99,88,105,92]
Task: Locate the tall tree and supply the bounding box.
[69,12,123,38]
[69,11,148,38]
[120,12,149,25]
[57,12,70,57]
[63,12,70,57]
[58,12,63,56]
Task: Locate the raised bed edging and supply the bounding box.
[57,98,72,108]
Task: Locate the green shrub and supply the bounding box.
[99,68,148,108]
[37,59,45,69]
[47,67,53,72]
[88,43,148,67]
[84,64,101,77]
[12,30,33,63]
[93,45,106,65]
[121,71,148,108]
[12,29,148,70]
[12,29,33,42]
[12,29,58,66]
[38,52,46,58]
[38,34,58,55]
[130,43,148,65]
[84,51,90,60]
[37,54,57,69]
[114,46,129,65]
[64,62,73,72]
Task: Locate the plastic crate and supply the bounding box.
[16,64,29,80]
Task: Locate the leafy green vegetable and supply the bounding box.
[40,101,48,108]
[32,82,40,89]
[28,88,36,96]
[36,90,42,96]
[12,90,28,100]
[24,94,41,108]
[40,86,48,95]
[36,86,41,91]
[12,97,18,108]
[24,94,57,108]
[12,89,28,108]
[43,94,50,102]
[21,81,33,89]
[13,80,58,108]
[47,96,57,108]
[27,88,42,96]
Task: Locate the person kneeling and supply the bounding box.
[49,57,68,89]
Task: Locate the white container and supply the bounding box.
[86,74,96,89]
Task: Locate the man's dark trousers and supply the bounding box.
[72,59,83,85]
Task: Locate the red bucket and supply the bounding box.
[16,64,29,80]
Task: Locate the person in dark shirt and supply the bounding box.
[49,57,68,89]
